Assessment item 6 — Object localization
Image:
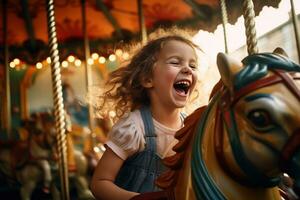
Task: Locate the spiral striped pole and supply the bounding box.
[219,0,229,54]
[45,0,70,199]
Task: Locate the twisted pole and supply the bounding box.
[219,0,229,54]
[290,0,300,63]
[45,0,69,199]
[137,0,147,44]
[2,0,11,135]
[81,0,94,132]
[242,0,259,55]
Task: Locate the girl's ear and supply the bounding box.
[141,77,153,88]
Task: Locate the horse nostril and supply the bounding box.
[293,184,300,199]
[281,128,300,165]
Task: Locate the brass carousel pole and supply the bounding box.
[219,0,229,54]
[45,0,70,199]
[290,0,300,63]
[137,0,147,44]
[242,0,259,55]
[2,0,11,136]
[81,0,95,135]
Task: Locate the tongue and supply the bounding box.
[175,88,186,96]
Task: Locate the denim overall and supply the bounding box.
[115,107,185,193]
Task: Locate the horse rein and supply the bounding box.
[214,69,300,187]
[272,71,300,167]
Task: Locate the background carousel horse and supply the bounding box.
[0,119,59,199]
[131,48,300,200]
[0,112,94,200]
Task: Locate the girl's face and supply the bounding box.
[146,40,199,110]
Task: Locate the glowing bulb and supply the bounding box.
[67,55,75,62]
[61,61,68,68]
[109,111,116,118]
[100,144,106,151]
[93,146,100,153]
[115,49,123,56]
[74,59,81,67]
[98,56,106,64]
[87,58,94,65]
[46,57,51,64]
[9,62,16,68]
[122,52,129,60]
[91,53,99,60]
[36,62,43,69]
[109,54,116,62]
[13,58,20,65]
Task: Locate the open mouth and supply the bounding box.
[173,80,191,96]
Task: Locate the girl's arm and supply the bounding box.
[90,147,139,200]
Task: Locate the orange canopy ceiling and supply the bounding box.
[0,0,281,64]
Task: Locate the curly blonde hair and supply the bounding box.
[94,28,201,122]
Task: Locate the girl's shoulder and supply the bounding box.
[107,109,146,159]
[112,109,143,129]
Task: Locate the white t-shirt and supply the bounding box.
[106,110,183,160]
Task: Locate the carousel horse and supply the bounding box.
[0,113,94,200]
[132,48,300,200]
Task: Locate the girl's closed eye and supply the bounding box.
[168,59,180,65]
[167,57,181,65]
[189,63,198,69]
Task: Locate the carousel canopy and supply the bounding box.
[0,0,281,65]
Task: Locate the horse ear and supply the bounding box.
[217,53,243,94]
[273,47,289,58]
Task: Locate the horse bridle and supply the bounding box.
[214,69,300,187]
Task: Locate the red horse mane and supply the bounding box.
[156,79,222,189]
[155,106,206,189]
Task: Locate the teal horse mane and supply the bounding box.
[235,53,300,90]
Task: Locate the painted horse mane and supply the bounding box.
[156,106,208,189]
[156,69,224,190]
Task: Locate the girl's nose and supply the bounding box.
[181,65,192,74]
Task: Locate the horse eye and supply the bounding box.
[247,109,273,131]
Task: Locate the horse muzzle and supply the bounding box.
[286,149,300,198]
[280,128,300,197]
[288,150,300,198]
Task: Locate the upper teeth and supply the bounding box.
[176,81,190,86]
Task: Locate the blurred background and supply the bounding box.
[0,0,299,199]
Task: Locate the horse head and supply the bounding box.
[131,49,300,200]
[213,48,300,198]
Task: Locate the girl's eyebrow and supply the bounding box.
[165,55,197,62]
[166,55,180,59]
[164,56,181,62]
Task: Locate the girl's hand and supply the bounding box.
[129,191,169,200]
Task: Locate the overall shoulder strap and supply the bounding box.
[180,112,187,119]
[140,106,156,151]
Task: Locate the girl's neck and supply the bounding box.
[150,105,182,130]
